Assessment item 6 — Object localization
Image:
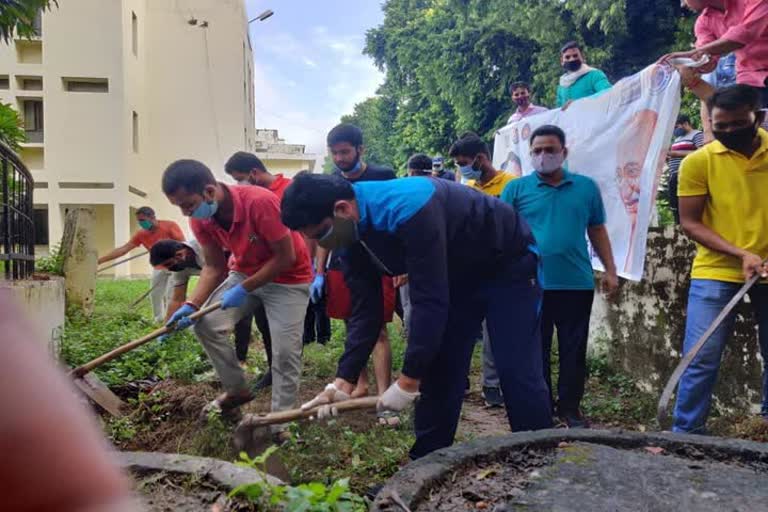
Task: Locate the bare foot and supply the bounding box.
[350,385,369,398]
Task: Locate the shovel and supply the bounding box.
[70,303,222,416]
[96,251,149,274]
[233,396,380,482]
[657,273,762,426]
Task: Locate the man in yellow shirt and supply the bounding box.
[449,132,517,407]
[675,85,768,434]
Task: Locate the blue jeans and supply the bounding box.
[410,253,553,459]
[672,279,768,433]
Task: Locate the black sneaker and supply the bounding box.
[482,386,504,408]
[559,410,589,429]
[252,370,272,391]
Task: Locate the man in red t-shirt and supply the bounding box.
[161,159,312,430]
[98,206,185,322]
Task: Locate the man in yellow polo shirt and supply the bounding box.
[674,85,768,434]
[449,132,517,407]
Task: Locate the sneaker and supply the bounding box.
[559,409,589,429]
[482,386,504,408]
[252,370,272,391]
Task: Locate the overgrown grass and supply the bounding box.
[61,279,210,386]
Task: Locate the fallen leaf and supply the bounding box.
[476,501,489,510]
[644,446,665,455]
[475,467,498,480]
[558,442,570,448]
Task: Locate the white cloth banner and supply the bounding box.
[493,64,681,281]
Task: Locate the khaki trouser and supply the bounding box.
[193,272,309,416]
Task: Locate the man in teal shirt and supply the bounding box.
[501,124,618,428]
[556,41,612,108]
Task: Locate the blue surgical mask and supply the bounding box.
[190,199,218,219]
[673,127,687,138]
[138,220,153,230]
[459,158,482,181]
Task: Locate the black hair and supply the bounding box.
[224,151,268,175]
[448,132,491,159]
[509,81,530,94]
[676,114,691,125]
[136,206,155,217]
[149,239,186,266]
[407,153,433,172]
[706,84,761,113]
[530,124,566,146]
[560,40,581,54]
[327,123,363,148]
[162,159,216,195]
[281,172,355,229]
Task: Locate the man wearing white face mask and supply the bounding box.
[501,124,618,428]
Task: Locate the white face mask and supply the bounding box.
[532,152,565,175]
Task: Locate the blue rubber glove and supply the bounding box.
[158,333,170,343]
[166,303,198,332]
[221,284,249,310]
[309,274,325,304]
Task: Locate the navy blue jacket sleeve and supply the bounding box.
[335,244,384,382]
[396,198,450,379]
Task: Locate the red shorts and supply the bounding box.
[325,269,395,322]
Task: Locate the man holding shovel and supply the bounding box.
[161,160,312,435]
[98,206,185,322]
[281,173,552,459]
[673,85,768,433]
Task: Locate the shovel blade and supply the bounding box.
[73,373,126,417]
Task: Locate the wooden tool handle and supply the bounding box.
[70,302,221,377]
[243,396,380,427]
[96,251,149,273]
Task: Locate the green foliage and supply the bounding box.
[231,450,368,511]
[35,244,64,275]
[61,280,210,386]
[0,102,26,150]
[0,0,56,42]
[582,355,657,427]
[341,0,694,168]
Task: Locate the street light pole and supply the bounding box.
[249,9,274,24]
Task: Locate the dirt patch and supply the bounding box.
[457,392,510,440]
[133,471,253,511]
[414,448,554,511]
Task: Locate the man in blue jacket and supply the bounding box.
[281,173,552,459]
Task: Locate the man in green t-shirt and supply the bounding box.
[556,41,612,108]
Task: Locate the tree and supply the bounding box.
[343,0,693,167]
[0,0,56,42]
[0,102,25,150]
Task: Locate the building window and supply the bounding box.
[22,99,43,143]
[19,77,42,90]
[132,12,138,56]
[132,111,139,152]
[62,77,109,93]
[33,208,49,245]
[0,75,8,89]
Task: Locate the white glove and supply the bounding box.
[301,383,350,420]
[378,381,420,412]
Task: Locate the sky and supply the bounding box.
[245,1,386,157]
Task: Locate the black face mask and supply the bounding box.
[563,60,582,72]
[713,121,759,153]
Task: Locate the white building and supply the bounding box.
[0,0,256,276]
[254,128,317,177]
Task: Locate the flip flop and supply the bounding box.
[377,409,401,427]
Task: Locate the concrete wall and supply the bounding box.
[0,277,66,354]
[590,226,763,413]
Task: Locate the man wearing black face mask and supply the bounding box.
[556,41,612,108]
[666,115,705,224]
[150,239,205,322]
[674,84,768,435]
[508,82,548,124]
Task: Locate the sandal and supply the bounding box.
[377,409,401,427]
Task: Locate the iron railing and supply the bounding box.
[0,141,35,280]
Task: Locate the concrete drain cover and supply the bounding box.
[516,442,768,511]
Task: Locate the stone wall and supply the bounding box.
[589,226,763,414]
[0,276,66,355]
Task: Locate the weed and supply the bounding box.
[36,244,65,276]
[105,416,137,443]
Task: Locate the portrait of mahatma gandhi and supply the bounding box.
[615,108,658,272]
[500,150,523,177]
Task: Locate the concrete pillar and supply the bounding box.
[61,208,97,316]
[113,202,132,278]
